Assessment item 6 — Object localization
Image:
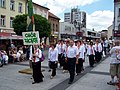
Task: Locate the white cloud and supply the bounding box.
[32,0,99,15]
[87,10,114,31]
[32,0,113,31]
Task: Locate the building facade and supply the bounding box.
[64,8,86,29]
[59,22,78,40]
[0,0,27,33]
[64,13,71,22]
[114,0,120,39]
[48,12,60,44]
[108,25,113,40]
[28,2,49,19]
[83,29,101,41]
[100,30,108,40]
[0,0,49,34]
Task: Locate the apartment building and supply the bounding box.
[0,0,49,34]
[64,8,86,29]
[114,0,120,39]
[0,0,27,33]
[48,12,60,44]
[108,25,113,40]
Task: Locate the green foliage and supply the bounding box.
[13,14,51,38]
[13,14,27,35]
[33,14,51,38]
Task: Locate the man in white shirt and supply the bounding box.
[66,40,78,84]
[107,41,120,85]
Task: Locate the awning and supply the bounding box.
[0,32,23,40]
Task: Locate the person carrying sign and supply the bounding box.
[31,45,44,84]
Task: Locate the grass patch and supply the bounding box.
[18,68,45,75]
[19,68,32,75]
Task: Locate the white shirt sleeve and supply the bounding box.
[38,49,42,58]
[48,48,51,60]
[29,46,32,60]
[55,49,58,61]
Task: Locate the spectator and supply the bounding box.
[107,41,120,85]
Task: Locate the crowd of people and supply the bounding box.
[30,38,116,85]
[1,38,120,89]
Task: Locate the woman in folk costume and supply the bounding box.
[76,40,84,75]
[48,44,58,79]
[94,39,102,63]
[63,40,70,73]
[32,45,44,84]
[87,41,95,67]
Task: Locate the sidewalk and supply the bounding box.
[66,57,116,90]
[0,56,116,90]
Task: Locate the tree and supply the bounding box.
[13,14,51,39]
[13,14,27,35]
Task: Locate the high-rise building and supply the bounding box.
[64,8,86,29]
[64,13,71,22]
[113,0,120,39]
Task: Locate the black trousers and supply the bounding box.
[63,61,68,70]
[49,61,57,76]
[32,61,43,83]
[76,58,83,73]
[104,47,107,55]
[95,52,101,63]
[89,55,94,67]
[67,57,76,82]
[58,54,65,67]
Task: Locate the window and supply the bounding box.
[10,0,15,10]
[0,0,6,8]
[33,7,37,14]
[118,8,120,17]
[118,24,120,30]
[53,24,54,31]
[56,24,58,31]
[18,3,22,13]
[0,15,6,26]
[10,17,14,28]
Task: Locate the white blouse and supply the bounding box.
[87,45,95,55]
[78,45,85,59]
[32,48,42,62]
[94,43,102,52]
[57,44,66,54]
[48,48,58,62]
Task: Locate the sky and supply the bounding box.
[32,0,114,31]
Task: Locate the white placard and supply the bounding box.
[22,31,40,45]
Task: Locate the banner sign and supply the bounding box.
[22,31,40,45]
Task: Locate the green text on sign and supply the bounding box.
[22,31,40,45]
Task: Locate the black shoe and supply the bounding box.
[32,82,36,84]
[0,64,3,67]
[107,81,115,85]
[68,81,72,84]
[48,69,51,72]
[76,73,80,76]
